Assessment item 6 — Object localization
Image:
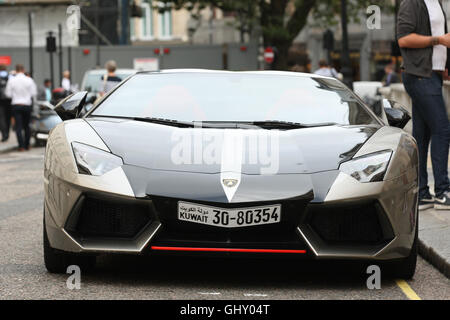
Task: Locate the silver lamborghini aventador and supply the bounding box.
[43,70,418,278]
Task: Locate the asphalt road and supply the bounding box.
[0,147,448,300]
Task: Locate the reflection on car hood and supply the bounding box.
[86,117,379,174]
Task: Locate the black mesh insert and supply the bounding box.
[307,202,390,245]
[75,197,152,238]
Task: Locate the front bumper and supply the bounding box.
[44,167,418,261]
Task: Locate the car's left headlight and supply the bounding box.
[72,142,123,176]
[339,150,393,183]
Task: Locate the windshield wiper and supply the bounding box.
[250,120,338,130]
[193,120,337,130]
[191,121,260,129]
[92,115,196,128]
[132,117,196,128]
[92,116,338,130]
[93,116,255,129]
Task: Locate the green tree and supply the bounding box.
[162,0,393,70]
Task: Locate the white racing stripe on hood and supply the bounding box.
[220,130,244,202]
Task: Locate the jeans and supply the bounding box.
[12,105,32,149]
[0,100,11,140]
[402,72,450,198]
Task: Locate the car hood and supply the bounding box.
[86,117,379,175]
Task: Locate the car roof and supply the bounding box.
[135,69,334,80]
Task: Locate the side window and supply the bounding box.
[130,14,136,41]
[141,1,154,40]
[130,0,154,41]
[157,2,173,39]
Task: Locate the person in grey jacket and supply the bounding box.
[397,0,450,210]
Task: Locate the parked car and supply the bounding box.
[43,70,418,279]
[30,88,68,146]
[80,69,136,96]
[79,68,136,114]
[353,81,385,118]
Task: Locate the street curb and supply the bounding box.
[418,238,450,279]
[0,145,17,155]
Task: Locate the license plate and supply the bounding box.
[178,201,281,228]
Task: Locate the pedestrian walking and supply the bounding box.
[382,64,400,87]
[100,60,122,96]
[397,0,450,210]
[314,59,339,78]
[0,64,11,142]
[38,79,52,102]
[61,70,71,92]
[5,64,37,151]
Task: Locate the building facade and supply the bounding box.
[295,0,450,81]
[129,0,242,45]
[0,0,76,47]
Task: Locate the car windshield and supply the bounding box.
[90,73,379,126]
[82,71,134,93]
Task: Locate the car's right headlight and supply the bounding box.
[339,150,393,183]
[72,142,123,176]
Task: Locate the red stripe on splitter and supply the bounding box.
[150,246,306,254]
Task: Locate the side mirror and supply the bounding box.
[53,91,88,121]
[86,93,97,104]
[77,93,97,117]
[382,99,411,129]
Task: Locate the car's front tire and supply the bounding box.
[393,222,418,280]
[35,138,46,148]
[43,216,96,274]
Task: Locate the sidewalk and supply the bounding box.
[419,168,450,278]
[419,209,450,278]
[0,132,18,154]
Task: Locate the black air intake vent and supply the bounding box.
[306,201,394,245]
[67,196,153,239]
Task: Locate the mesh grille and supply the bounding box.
[307,202,386,244]
[76,197,152,238]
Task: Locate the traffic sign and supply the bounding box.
[264,47,275,64]
[134,58,159,71]
[46,33,56,53]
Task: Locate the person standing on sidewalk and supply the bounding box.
[61,70,71,92]
[382,64,400,87]
[100,60,122,96]
[5,64,37,151]
[398,0,450,210]
[314,59,339,78]
[38,79,52,102]
[0,64,11,142]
